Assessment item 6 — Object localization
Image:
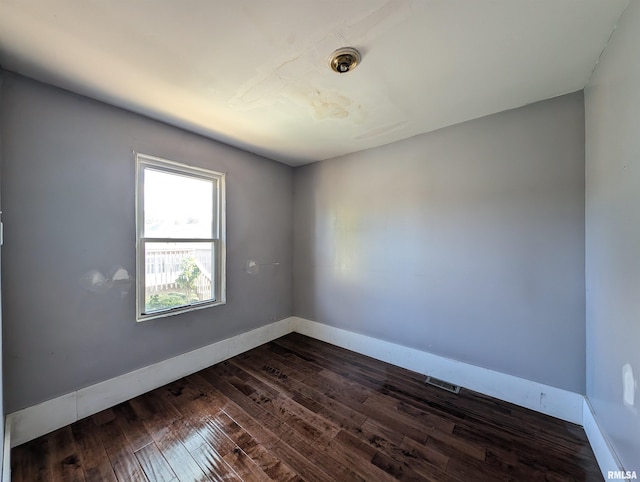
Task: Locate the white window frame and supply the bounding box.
[135,153,226,322]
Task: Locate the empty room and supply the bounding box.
[0,0,639,480]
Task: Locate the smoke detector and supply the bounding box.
[329,47,361,74]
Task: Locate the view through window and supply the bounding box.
[136,154,225,321]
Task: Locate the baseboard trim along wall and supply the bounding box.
[292,317,584,425]
[2,418,10,482]
[582,398,625,479]
[7,315,620,479]
[7,317,295,448]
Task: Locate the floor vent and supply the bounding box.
[425,376,461,394]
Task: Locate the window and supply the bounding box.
[136,153,225,321]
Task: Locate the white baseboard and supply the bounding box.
[582,398,624,479]
[7,317,295,447]
[291,317,584,425]
[2,418,10,482]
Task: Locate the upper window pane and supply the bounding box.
[144,168,214,239]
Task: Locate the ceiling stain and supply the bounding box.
[308,89,358,120]
[228,0,415,116]
[338,0,415,41]
[353,120,409,140]
[228,51,306,110]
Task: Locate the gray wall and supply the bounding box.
[585,1,640,471]
[294,92,586,393]
[0,72,293,412]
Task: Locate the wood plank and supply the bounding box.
[71,418,118,482]
[48,427,85,482]
[113,401,154,452]
[232,353,368,431]
[129,389,183,436]
[190,411,287,480]
[221,447,270,481]
[211,366,359,481]
[152,425,210,482]
[195,414,238,457]
[189,443,242,481]
[326,430,399,482]
[370,451,430,482]
[367,391,456,435]
[344,416,450,481]
[236,441,300,481]
[134,442,177,482]
[93,418,148,482]
[11,434,53,482]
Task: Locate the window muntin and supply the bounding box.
[136,154,225,321]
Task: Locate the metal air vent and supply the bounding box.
[425,376,461,394]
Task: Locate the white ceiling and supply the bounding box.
[0,0,629,166]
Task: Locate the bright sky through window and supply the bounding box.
[144,169,213,239]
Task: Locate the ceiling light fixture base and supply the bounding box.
[329,47,361,74]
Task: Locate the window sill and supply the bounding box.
[136,299,226,322]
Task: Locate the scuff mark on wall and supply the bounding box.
[539,392,547,408]
[81,270,109,294]
[81,266,132,298]
[245,259,281,276]
[622,363,637,412]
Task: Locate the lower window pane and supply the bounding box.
[144,242,214,313]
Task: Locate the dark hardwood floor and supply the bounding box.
[11,333,602,481]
